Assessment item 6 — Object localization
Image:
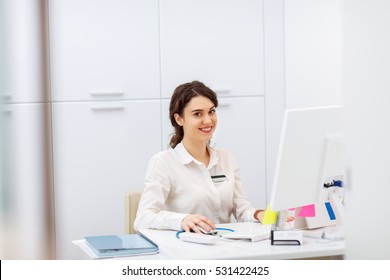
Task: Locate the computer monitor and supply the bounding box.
[269,105,344,212]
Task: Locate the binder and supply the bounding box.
[84,233,158,258]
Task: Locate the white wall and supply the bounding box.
[284,0,343,109]
[343,0,390,259]
[264,0,286,197]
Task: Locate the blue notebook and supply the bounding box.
[85,233,158,258]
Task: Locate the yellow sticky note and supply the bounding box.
[262,204,278,224]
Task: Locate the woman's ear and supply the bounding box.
[174,113,183,126]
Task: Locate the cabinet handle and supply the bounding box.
[91,106,125,111]
[218,103,231,108]
[214,89,231,95]
[90,92,124,98]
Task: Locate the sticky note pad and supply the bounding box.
[297,204,316,217]
[262,204,278,224]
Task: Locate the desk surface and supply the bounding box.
[138,228,345,260]
[74,223,346,260]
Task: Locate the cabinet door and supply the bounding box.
[1,103,50,259]
[52,100,161,259]
[160,0,265,98]
[162,97,266,208]
[48,0,160,101]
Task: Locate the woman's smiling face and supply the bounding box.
[174,95,218,145]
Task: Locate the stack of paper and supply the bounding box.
[84,233,158,258]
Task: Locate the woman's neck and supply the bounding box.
[182,139,210,166]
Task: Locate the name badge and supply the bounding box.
[211,175,228,183]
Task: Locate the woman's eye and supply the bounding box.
[194,112,202,117]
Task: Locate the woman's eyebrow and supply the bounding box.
[191,106,215,113]
[191,109,203,113]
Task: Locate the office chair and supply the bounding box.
[124,188,143,234]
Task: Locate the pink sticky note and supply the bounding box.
[297,204,316,217]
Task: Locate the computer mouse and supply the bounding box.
[179,232,217,244]
[196,226,218,235]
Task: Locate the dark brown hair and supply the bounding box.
[169,81,218,148]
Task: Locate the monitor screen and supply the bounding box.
[269,105,344,212]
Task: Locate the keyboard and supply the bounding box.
[221,222,272,242]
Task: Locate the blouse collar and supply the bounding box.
[174,142,218,169]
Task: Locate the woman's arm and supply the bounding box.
[134,155,187,231]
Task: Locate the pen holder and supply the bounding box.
[271,230,303,246]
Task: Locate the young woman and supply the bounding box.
[134,81,266,234]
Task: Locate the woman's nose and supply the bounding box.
[203,114,212,124]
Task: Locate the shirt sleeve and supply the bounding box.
[134,154,188,231]
[229,152,258,222]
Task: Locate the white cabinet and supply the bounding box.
[162,97,267,208]
[52,100,161,259]
[48,0,160,101]
[159,0,265,98]
[48,0,162,259]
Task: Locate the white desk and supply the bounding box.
[74,223,345,260]
[138,230,345,260]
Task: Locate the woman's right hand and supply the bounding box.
[181,214,216,234]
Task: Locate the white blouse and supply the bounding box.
[133,142,258,231]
